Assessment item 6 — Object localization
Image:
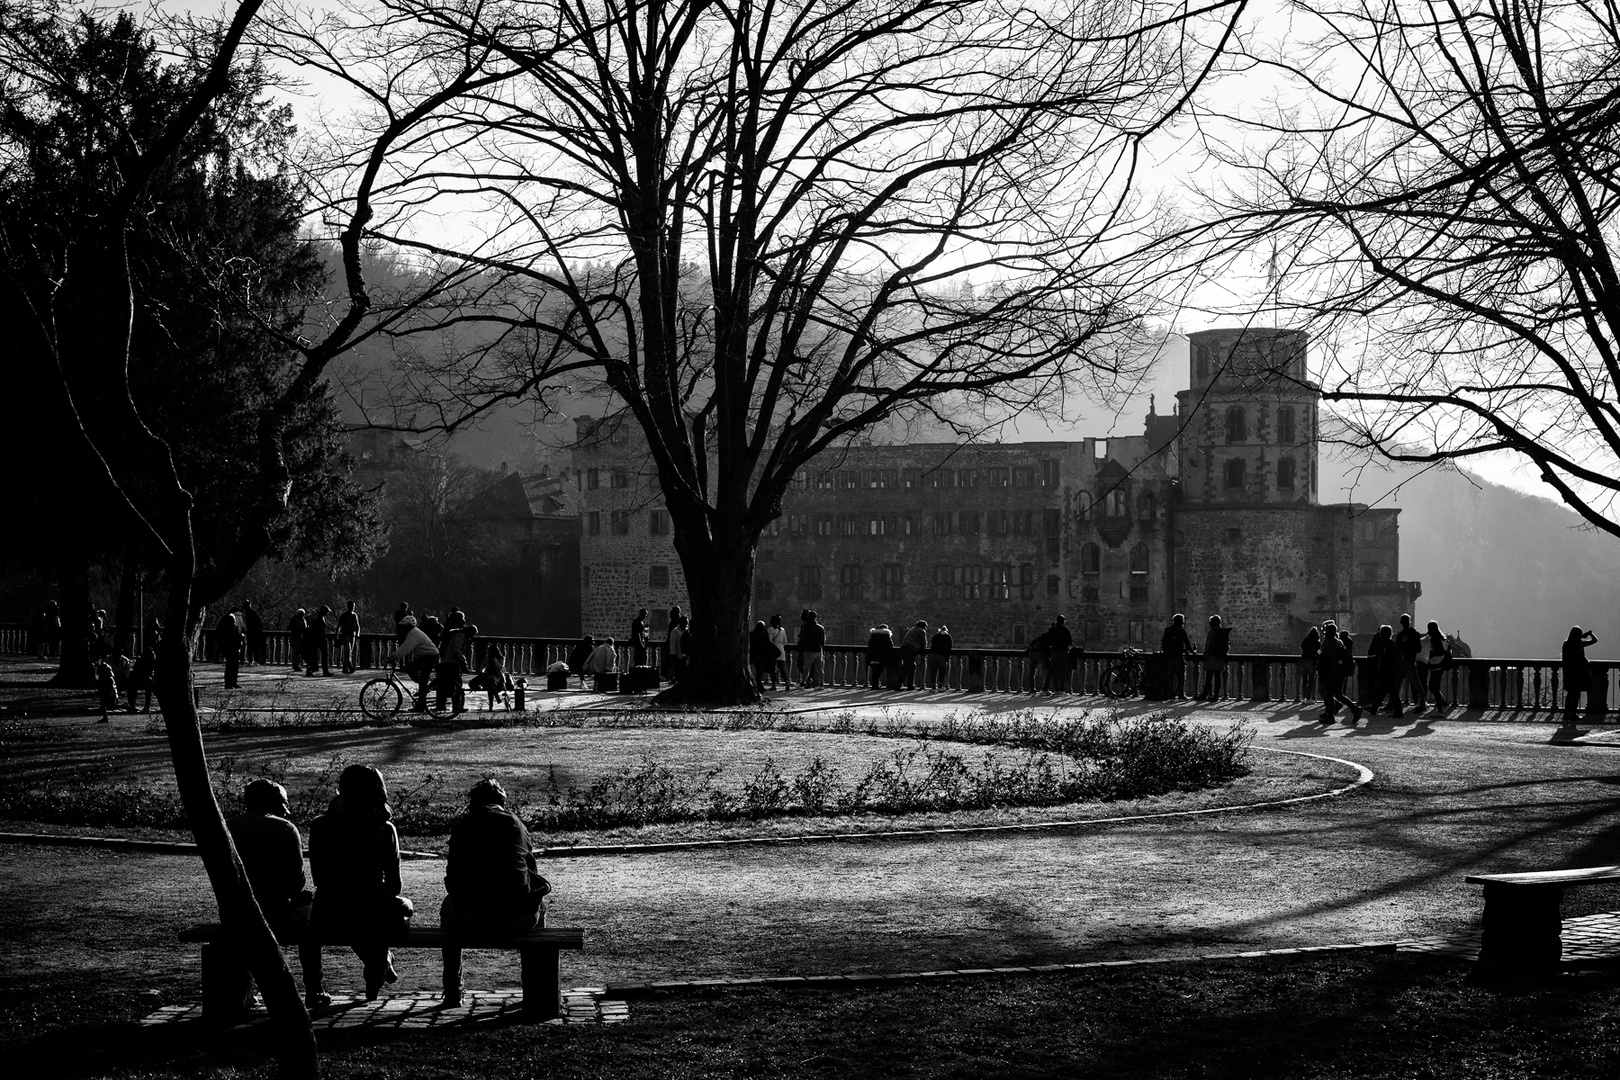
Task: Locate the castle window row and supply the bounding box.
[1222,458,1299,490]
[1222,406,1300,446]
[792,461,1062,492]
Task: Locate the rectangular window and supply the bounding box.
[988,510,1008,536]
[815,472,836,490]
[880,563,904,600]
[1012,466,1037,488]
[1042,508,1061,536]
[1128,619,1144,643]
[1046,574,1060,598]
[611,469,629,489]
[1020,563,1035,601]
[934,564,955,599]
[793,470,809,490]
[959,564,984,599]
[798,565,823,600]
[932,469,955,488]
[1046,536,1061,560]
[1012,510,1032,536]
[1082,585,1100,603]
[586,468,600,490]
[933,511,954,536]
[987,564,1011,600]
[957,469,980,488]
[959,511,981,535]
[789,514,809,534]
[649,509,670,536]
[649,565,670,589]
[987,467,1010,488]
[610,510,631,535]
[840,469,860,489]
[838,513,859,537]
[903,512,920,536]
[1013,624,1027,646]
[1084,618,1102,642]
[903,469,922,489]
[651,609,668,634]
[756,580,774,602]
[839,563,863,600]
[1042,459,1061,488]
[587,511,601,536]
[815,514,834,537]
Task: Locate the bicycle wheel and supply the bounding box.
[359,677,403,722]
[425,681,463,719]
[1102,666,1125,698]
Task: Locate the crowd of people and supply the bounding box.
[215,766,548,1015]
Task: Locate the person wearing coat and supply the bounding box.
[898,621,928,690]
[866,624,896,689]
[1562,626,1599,726]
[749,621,778,691]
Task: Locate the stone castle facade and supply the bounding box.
[573,328,1422,651]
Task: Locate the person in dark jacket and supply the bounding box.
[630,609,650,668]
[217,608,244,689]
[1043,616,1074,692]
[304,765,414,1005]
[1196,615,1234,700]
[1299,626,1321,702]
[213,780,316,1017]
[439,779,550,1006]
[242,600,265,666]
[1395,614,1425,712]
[1360,625,1405,718]
[866,624,896,689]
[336,601,362,674]
[286,608,308,670]
[568,635,595,688]
[798,610,826,687]
[1562,626,1599,726]
[898,621,928,690]
[1423,621,1452,713]
[1161,614,1194,700]
[926,624,952,690]
[302,605,332,677]
[1317,621,1362,724]
[749,620,777,691]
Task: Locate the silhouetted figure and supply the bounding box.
[243,600,265,665]
[1395,614,1425,711]
[1196,615,1233,700]
[336,601,361,673]
[798,610,826,688]
[630,608,650,668]
[1045,616,1074,692]
[569,635,595,688]
[1299,626,1320,702]
[304,765,414,1006]
[1361,625,1404,718]
[768,614,790,689]
[302,605,332,676]
[438,780,549,1007]
[926,624,952,690]
[286,609,307,670]
[750,620,777,691]
[1319,623,1362,724]
[217,780,316,1016]
[1423,622,1452,713]
[1562,626,1599,727]
[898,621,928,690]
[218,608,244,689]
[1162,614,1194,700]
[866,623,896,689]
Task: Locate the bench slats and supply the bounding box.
[1465,865,1620,887]
[179,923,584,950]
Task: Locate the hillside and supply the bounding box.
[1327,462,1620,660]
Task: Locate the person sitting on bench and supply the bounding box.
[391,616,440,710]
[214,780,315,1018]
[439,779,550,1006]
[585,636,619,687]
[304,765,415,1006]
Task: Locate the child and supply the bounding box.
[469,646,516,709]
[94,657,119,722]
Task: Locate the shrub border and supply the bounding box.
[0,746,1372,859]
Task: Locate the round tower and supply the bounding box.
[1175,328,1320,506]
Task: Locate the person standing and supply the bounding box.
[798,610,825,688]
[1395,613,1425,713]
[217,607,245,690]
[336,601,362,674]
[302,605,333,676]
[767,614,790,690]
[630,608,650,668]
[926,624,952,690]
[1316,621,1360,723]
[1196,615,1233,701]
[286,608,308,670]
[1026,626,1052,693]
[1423,621,1452,713]
[242,600,265,666]
[1045,616,1074,692]
[866,623,896,689]
[569,634,596,688]
[898,621,928,691]
[1299,626,1321,703]
[1161,614,1194,700]
[305,766,414,1004]
[1362,624,1405,718]
[438,780,550,1007]
[750,620,778,691]
[1562,626,1599,727]
[40,600,61,659]
[391,617,441,709]
[437,612,476,712]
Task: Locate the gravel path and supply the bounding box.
[3,695,1619,1000]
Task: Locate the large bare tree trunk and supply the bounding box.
[660,517,760,704]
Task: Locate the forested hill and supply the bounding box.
[1330,463,1620,661]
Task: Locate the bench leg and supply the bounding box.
[200,942,254,1024]
[1479,883,1563,967]
[520,947,560,1020]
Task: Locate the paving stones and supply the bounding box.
[138,988,628,1031]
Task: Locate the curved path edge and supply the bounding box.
[0,746,1373,861]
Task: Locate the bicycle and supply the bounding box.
[359,666,462,722]
[1102,647,1144,699]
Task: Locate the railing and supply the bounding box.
[2,624,1615,717]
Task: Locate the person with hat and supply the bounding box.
[438,779,551,1006]
[391,616,441,711]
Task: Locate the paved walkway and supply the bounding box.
[139,986,627,1031]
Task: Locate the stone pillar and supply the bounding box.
[1587,664,1610,721]
[1466,658,1491,711]
[1249,659,1270,702]
[1141,653,1171,701]
[967,653,985,692]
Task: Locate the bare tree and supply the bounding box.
[1199,0,1620,536]
[274,0,1247,701]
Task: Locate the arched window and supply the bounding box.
[1277,406,1296,444]
[1277,458,1296,490]
[1080,542,1101,573]
[1137,492,1156,521]
[1075,493,1091,520]
[1225,406,1246,444]
[1129,544,1150,575]
[1224,458,1246,489]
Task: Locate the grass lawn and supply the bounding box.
[10,953,1618,1078]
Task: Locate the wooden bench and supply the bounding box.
[180,923,585,1021]
[1466,865,1620,966]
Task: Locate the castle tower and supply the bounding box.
[1175,327,1319,506]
